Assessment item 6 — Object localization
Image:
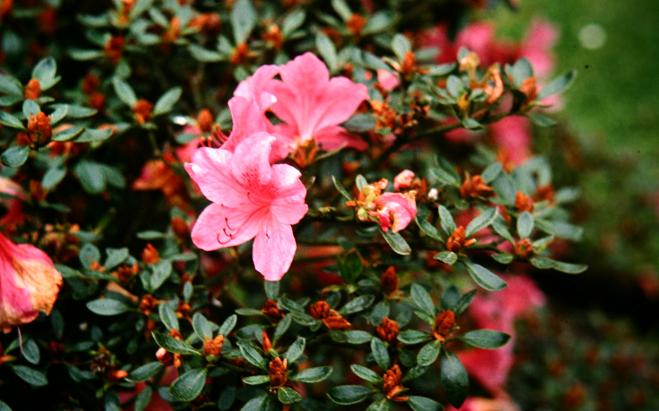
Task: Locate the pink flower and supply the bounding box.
[373,192,417,233]
[458,275,545,394]
[447,397,520,411]
[489,116,531,168]
[520,19,558,78]
[0,233,62,330]
[185,133,308,281]
[267,52,369,154]
[376,69,400,92]
[393,170,415,191]
[0,177,24,232]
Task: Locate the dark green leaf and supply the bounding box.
[277,387,302,404]
[316,32,338,72]
[170,368,207,402]
[153,87,181,116]
[291,366,333,383]
[104,248,129,270]
[159,304,179,331]
[538,70,577,99]
[112,77,137,107]
[344,330,373,344]
[231,0,256,44]
[397,330,431,345]
[417,340,441,366]
[350,364,382,383]
[410,284,435,317]
[87,299,130,316]
[438,205,456,235]
[434,251,457,265]
[74,161,106,194]
[462,329,510,349]
[152,332,200,355]
[0,112,25,129]
[466,207,498,237]
[327,385,373,405]
[391,33,411,60]
[284,336,305,363]
[332,175,352,200]
[12,365,47,387]
[237,343,267,370]
[516,211,534,238]
[370,337,390,369]
[408,396,442,411]
[32,57,57,88]
[218,314,236,336]
[1,146,29,168]
[465,263,507,291]
[341,295,375,315]
[440,351,468,408]
[242,375,269,385]
[381,230,411,255]
[22,339,40,365]
[128,362,163,381]
[482,162,502,183]
[529,257,587,274]
[134,386,152,411]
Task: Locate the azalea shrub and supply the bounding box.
[0,1,588,410]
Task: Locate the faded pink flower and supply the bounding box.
[185,133,308,281]
[267,52,369,154]
[393,170,415,191]
[376,69,400,92]
[0,232,62,331]
[489,116,531,167]
[447,397,520,411]
[373,192,417,233]
[521,19,558,78]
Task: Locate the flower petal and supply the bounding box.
[270,164,308,225]
[190,203,262,251]
[252,220,297,281]
[185,147,246,207]
[230,132,275,187]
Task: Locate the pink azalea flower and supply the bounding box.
[185,133,308,281]
[447,396,520,411]
[458,275,545,394]
[520,19,558,78]
[376,69,400,92]
[267,52,369,154]
[393,169,415,191]
[489,116,531,167]
[373,192,417,233]
[0,232,62,330]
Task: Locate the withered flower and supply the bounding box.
[432,310,456,342]
[383,364,407,401]
[459,174,494,198]
[268,357,288,388]
[24,79,41,100]
[203,335,225,357]
[446,226,476,253]
[376,317,400,343]
[141,243,160,264]
[515,191,535,212]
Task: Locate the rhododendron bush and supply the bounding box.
[0,0,594,409]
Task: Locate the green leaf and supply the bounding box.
[242,375,270,385]
[240,394,268,411]
[529,257,587,274]
[152,332,200,355]
[516,211,534,238]
[438,205,456,235]
[291,366,333,383]
[446,75,464,98]
[440,351,468,408]
[237,342,267,370]
[150,261,172,291]
[153,87,182,116]
[0,112,25,129]
[316,31,338,72]
[466,207,498,237]
[191,312,213,340]
[434,250,457,265]
[218,386,237,410]
[0,73,23,96]
[22,339,40,365]
[1,146,29,168]
[0,400,11,411]
[410,284,435,317]
[381,230,411,255]
[79,243,100,268]
[331,0,352,20]
[40,166,65,191]
[391,33,411,60]
[408,396,442,411]
[491,253,514,264]
[231,0,256,44]
[170,368,207,402]
[454,290,477,315]
[462,329,510,349]
[284,336,305,363]
[482,162,502,183]
[529,112,557,127]
[273,314,291,343]
[417,340,441,366]
[465,263,507,291]
[12,365,48,387]
[367,398,390,411]
[74,161,106,194]
[87,299,131,316]
[350,364,382,383]
[134,385,152,411]
[128,362,163,382]
[343,114,376,133]
[344,330,373,344]
[397,330,431,345]
[22,100,40,118]
[341,295,375,315]
[370,337,390,370]
[159,304,179,331]
[332,175,352,200]
[32,57,57,88]
[52,126,85,142]
[104,248,129,270]
[510,58,534,86]
[112,77,137,107]
[282,9,306,37]
[187,45,224,62]
[277,387,302,404]
[535,219,583,241]
[539,70,577,99]
[327,385,373,405]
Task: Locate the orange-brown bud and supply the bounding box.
[162,16,181,43]
[0,0,12,20]
[383,364,406,400]
[139,294,158,315]
[29,179,47,202]
[82,73,101,94]
[308,300,332,319]
[230,42,250,65]
[515,191,535,212]
[432,310,456,342]
[196,109,214,133]
[104,36,125,64]
[133,99,153,125]
[262,299,283,319]
[115,263,139,283]
[171,216,190,238]
[141,243,160,264]
[89,92,106,111]
[460,175,494,199]
[268,357,288,387]
[109,369,128,381]
[188,13,221,35]
[261,329,272,352]
[446,226,476,252]
[27,111,52,145]
[263,24,283,49]
[514,238,534,259]
[24,79,41,100]
[519,76,538,102]
[376,317,400,343]
[203,335,225,357]
[380,266,399,296]
[536,185,555,203]
[322,314,352,330]
[400,51,417,76]
[347,14,366,36]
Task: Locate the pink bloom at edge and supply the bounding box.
[185,133,308,281]
[268,52,369,153]
[0,232,62,331]
[373,193,416,233]
[0,177,24,231]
